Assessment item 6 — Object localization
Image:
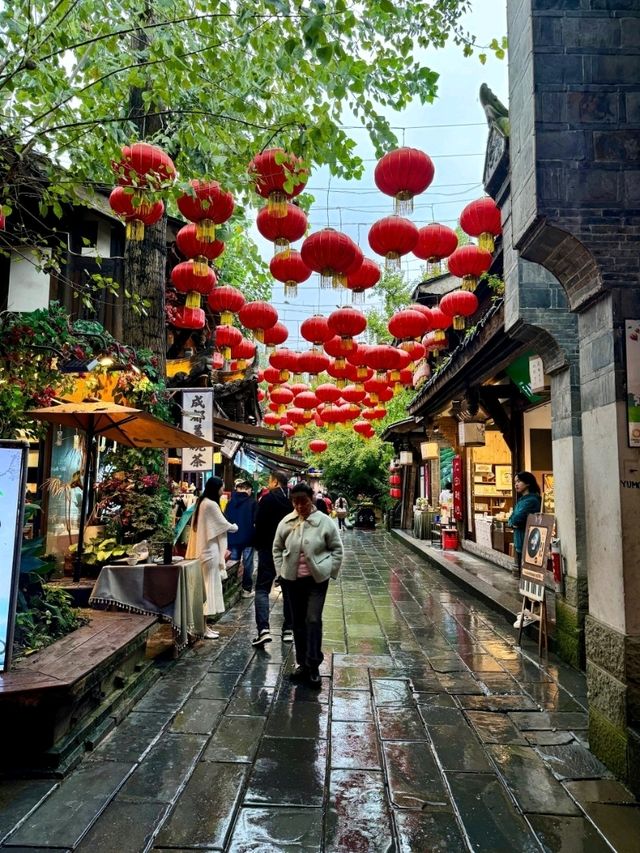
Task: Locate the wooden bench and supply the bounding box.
[0,610,159,776]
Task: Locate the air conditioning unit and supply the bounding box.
[458,421,486,447]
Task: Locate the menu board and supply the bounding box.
[0,442,29,670]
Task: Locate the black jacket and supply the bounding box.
[253,486,293,550]
[224,492,257,548]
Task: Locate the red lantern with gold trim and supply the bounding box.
[301,229,360,289]
[172,306,205,330]
[327,307,367,350]
[447,244,492,292]
[269,347,296,382]
[309,439,328,454]
[112,142,176,188]
[374,148,435,214]
[459,197,502,252]
[239,301,279,343]
[439,289,479,331]
[171,261,217,309]
[262,322,289,350]
[207,284,245,324]
[368,216,418,271]
[257,203,307,253]
[315,383,342,404]
[387,309,431,343]
[269,250,312,298]
[298,349,330,376]
[248,148,308,216]
[270,385,294,413]
[301,315,332,348]
[177,180,234,242]
[345,258,381,304]
[109,187,164,242]
[176,224,225,274]
[214,324,242,359]
[413,223,458,274]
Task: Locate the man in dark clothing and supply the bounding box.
[315,492,329,514]
[225,480,257,597]
[252,470,293,646]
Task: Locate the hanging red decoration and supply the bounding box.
[172,306,205,330]
[300,315,332,348]
[231,337,256,368]
[289,381,310,397]
[327,360,350,388]
[263,412,280,427]
[363,376,390,404]
[262,322,289,350]
[447,245,492,292]
[295,391,319,412]
[327,307,367,350]
[177,180,234,243]
[429,307,453,345]
[459,197,502,252]
[257,203,307,253]
[239,301,279,342]
[109,188,164,241]
[345,258,381,304]
[396,368,414,387]
[315,383,342,404]
[309,439,328,454]
[439,290,479,331]
[298,349,331,376]
[390,488,402,500]
[112,142,176,188]
[422,330,448,358]
[176,224,225,275]
[387,309,431,342]
[301,229,360,289]
[413,223,458,274]
[368,216,419,271]
[389,473,401,486]
[365,344,402,378]
[281,423,296,438]
[362,407,387,421]
[270,385,294,413]
[269,250,312,298]
[0,211,5,230]
[263,366,282,385]
[248,148,308,216]
[346,344,372,381]
[269,347,296,381]
[341,384,366,405]
[324,335,353,369]
[171,261,217,309]
[214,324,242,359]
[402,340,427,363]
[353,420,371,437]
[374,147,435,214]
[207,284,245,324]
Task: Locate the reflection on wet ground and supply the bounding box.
[1,530,639,852]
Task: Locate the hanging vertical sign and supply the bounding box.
[452,454,463,521]
[0,441,29,671]
[182,390,214,472]
[625,321,640,448]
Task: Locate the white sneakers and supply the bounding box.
[203,626,220,639]
[513,610,536,629]
[241,589,254,599]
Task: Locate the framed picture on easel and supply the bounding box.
[517,513,555,657]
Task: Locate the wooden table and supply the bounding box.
[89,559,205,648]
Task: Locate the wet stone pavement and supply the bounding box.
[2,530,640,852]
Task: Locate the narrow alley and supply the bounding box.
[1,530,638,852]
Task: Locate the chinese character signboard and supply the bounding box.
[625,321,640,447]
[182,391,214,472]
[452,455,463,521]
[0,441,29,670]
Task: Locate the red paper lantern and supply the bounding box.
[315,383,342,404]
[327,307,367,350]
[396,369,414,387]
[345,258,381,304]
[239,301,279,342]
[263,366,282,385]
[389,473,401,486]
[262,322,289,349]
[298,349,330,376]
[327,360,350,388]
[289,382,310,396]
[309,439,328,454]
[429,307,453,348]
[214,324,242,359]
[346,344,372,381]
[439,289,479,331]
[413,223,458,274]
[270,386,294,412]
[459,197,502,252]
[301,229,360,289]
[287,407,312,426]
[341,384,366,404]
[402,340,427,363]
[390,488,402,499]
[269,250,312,297]
[281,423,296,438]
[368,216,418,270]
[248,148,308,216]
[301,315,332,348]
[172,306,205,330]
[353,420,371,437]
[365,344,402,377]
[109,187,164,241]
[324,335,353,368]
[269,347,296,381]
[363,376,389,404]
[177,180,234,242]
[171,261,217,309]
[112,142,176,188]
[257,203,307,252]
[296,391,319,412]
[263,412,280,427]
[374,147,435,214]
[447,245,492,292]
[207,284,245,324]
[233,338,256,366]
[176,224,225,274]
[422,330,448,357]
[387,309,431,342]
[362,407,387,421]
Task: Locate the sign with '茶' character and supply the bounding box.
[182,391,214,472]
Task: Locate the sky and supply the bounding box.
[250,0,509,347]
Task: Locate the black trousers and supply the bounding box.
[280,576,329,671]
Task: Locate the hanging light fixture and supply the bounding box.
[420,441,439,460]
[73,430,80,450]
[399,450,413,465]
[55,427,63,447]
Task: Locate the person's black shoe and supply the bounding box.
[307,669,322,689]
[289,665,308,682]
[251,629,272,647]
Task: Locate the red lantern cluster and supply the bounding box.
[301,229,361,289]
[447,245,492,292]
[270,250,311,298]
[368,216,419,271]
[110,142,175,240]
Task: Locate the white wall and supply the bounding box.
[523,402,551,471]
[7,248,51,312]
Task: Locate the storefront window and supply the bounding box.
[46,428,83,558]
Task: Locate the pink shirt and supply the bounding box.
[296,549,312,578]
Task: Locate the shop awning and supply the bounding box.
[244,445,308,472]
[211,416,285,448]
[380,417,425,442]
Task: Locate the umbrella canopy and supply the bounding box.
[27,401,219,449]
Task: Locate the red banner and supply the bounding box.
[452,455,463,521]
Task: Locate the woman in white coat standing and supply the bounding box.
[190,476,237,639]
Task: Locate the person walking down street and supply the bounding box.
[225,480,257,599]
[507,471,542,576]
[334,495,349,530]
[273,482,343,688]
[188,476,237,640]
[252,470,294,647]
[314,491,329,514]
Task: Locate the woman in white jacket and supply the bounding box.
[190,476,237,639]
[273,481,343,687]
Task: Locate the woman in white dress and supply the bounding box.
[191,476,237,639]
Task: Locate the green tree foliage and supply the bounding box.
[364,269,414,343]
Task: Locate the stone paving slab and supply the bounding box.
[1,529,639,852]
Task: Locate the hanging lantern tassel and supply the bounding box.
[452,315,465,331]
[185,291,202,309]
[394,192,414,216]
[196,218,215,242]
[319,269,333,289]
[478,232,494,252]
[126,220,145,241]
[332,272,346,289]
[461,275,478,293]
[193,255,209,276]
[269,191,287,218]
[284,279,298,298]
[385,252,401,272]
[275,238,291,258]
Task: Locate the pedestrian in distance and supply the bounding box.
[225,479,257,598]
[508,471,542,576]
[273,481,343,688]
[314,491,329,514]
[252,470,294,647]
[187,476,237,640]
[334,495,349,530]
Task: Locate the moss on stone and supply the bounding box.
[588,706,628,780]
[555,599,584,669]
